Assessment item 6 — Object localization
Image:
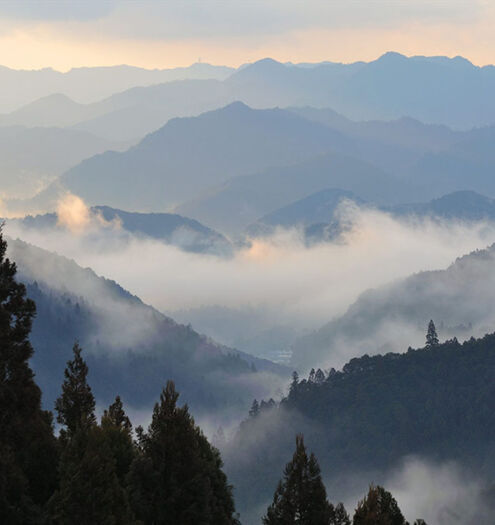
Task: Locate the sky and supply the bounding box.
[0,0,493,71]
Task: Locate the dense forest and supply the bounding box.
[225,322,495,523]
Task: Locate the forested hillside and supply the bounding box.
[225,331,495,522]
[7,238,286,419]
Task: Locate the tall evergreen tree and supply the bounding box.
[51,345,134,524]
[425,320,439,348]
[263,434,335,525]
[55,342,96,440]
[249,399,260,417]
[100,396,135,483]
[128,380,239,525]
[334,502,351,525]
[0,228,58,522]
[353,485,406,525]
[51,425,135,525]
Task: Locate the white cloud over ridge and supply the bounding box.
[7,197,495,343]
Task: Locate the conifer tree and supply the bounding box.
[0,229,58,522]
[55,342,96,440]
[425,320,439,348]
[352,484,406,525]
[263,434,334,525]
[100,396,135,483]
[249,399,260,417]
[334,502,351,525]
[51,426,135,525]
[51,345,135,524]
[128,380,239,525]
[288,371,299,401]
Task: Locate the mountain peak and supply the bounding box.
[376,51,407,62]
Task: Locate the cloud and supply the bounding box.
[383,458,492,524]
[7,198,495,365]
[0,1,116,22]
[56,192,120,234]
[0,1,481,35]
[0,0,491,70]
[56,193,91,233]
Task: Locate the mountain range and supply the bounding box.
[25,102,356,213]
[3,52,495,143]
[0,62,234,112]
[0,126,128,199]
[16,99,495,233]
[248,190,495,239]
[10,206,232,256]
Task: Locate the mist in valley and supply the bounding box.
[7,194,495,368]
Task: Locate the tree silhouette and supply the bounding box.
[128,380,239,524]
[353,484,406,525]
[55,342,96,440]
[425,320,439,348]
[334,502,351,525]
[263,434,335,525]
[51,346,135,524]
[0,228,57,521]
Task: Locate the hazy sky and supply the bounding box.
[0,0,493,70]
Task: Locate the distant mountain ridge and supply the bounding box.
[247,189,495,238]
[0,125,128,199]
[247,188,363,236]
[4,52,495,143]
[8,206,232,256]
[28,102,356,214]
[0,62,234,112]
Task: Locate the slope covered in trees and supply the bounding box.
[6,237,286,419]
[225,332,495,523]
[0,230,238,523]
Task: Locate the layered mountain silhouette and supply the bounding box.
[0,125,127,199]
[0,62,234,112]
[4,52,495,144]
[18,99,495,234]
[246,188,363,236]
[28,102,355,212]
[248,189,495,239]
[177,152,415,234]
[9,206,232,255]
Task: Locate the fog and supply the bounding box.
[8,194,495,522]
[332,458,494,525]
[6,196,495,354]
[385,458,493,524]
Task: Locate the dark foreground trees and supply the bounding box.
[0,228,58,523]
[264,437,428,525]
[51,345,239,525]
[128,380,239,524]
[0,225,239,523]
[263,435,346,525]
[353,485,406,525]
[50,343,135,524]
